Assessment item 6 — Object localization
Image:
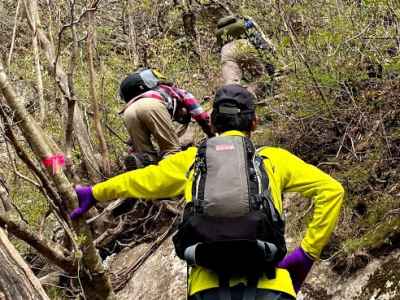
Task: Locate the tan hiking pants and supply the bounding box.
[221,39,265,94]
[123,98,180,157]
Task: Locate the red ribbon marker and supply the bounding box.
[42,153,65,175]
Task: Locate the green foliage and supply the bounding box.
[75,234,88,247]
[9,179,48,254]
[11,183,48,226]
[339,164,371,193]
[46,286,63,300]
[344,214,400,253]
[384,58,400,73]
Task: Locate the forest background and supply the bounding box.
[0,0,399,299]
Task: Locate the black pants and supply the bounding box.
[189,284,295,300]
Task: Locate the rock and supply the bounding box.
[114,238,186,300]
[299,250,400,300]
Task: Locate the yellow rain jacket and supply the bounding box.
[93,131,344,298]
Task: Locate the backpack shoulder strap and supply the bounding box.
[191,139,208,215]
[218,273,232,300]
[242,136,256,155]
[254,154,279,222]
[243,275,259,300]
[242,137,260,211]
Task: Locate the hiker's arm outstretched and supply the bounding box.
[262,147,344,259]
[175,88,213,137]
[93,147,196,202]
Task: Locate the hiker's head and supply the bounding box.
[119,69,160,103]
[119,72,149,103]
[211,84,257,134]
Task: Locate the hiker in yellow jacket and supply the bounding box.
[70,84,344,300]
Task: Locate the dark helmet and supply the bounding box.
[119,69,161,103]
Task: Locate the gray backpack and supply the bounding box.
[173,135,286,300]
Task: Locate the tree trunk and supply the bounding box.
[0,181,12,213]
[0,185,49,300]
[127,0,140,67]
[7,0,21,67]
[0,230,50,300]
[87,10,111,177]
[28,0,46,123]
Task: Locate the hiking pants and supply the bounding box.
[220,39,265,95]
[189,284,295,300]
[123,98,181,158]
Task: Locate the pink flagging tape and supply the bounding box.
[42,153,65,175]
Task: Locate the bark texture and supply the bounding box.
[0,230,50,300]
[27,0,46,123]
[0,187,49,300]
[0,181,12,213]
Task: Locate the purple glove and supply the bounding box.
[277,247,314,293]
[69,185,96,220]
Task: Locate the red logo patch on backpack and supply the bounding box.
[215,144,235,151]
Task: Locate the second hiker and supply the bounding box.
[118,68,213,170]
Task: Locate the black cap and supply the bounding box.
[213,84,255,114]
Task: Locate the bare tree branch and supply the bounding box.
[7,0,21,67]
[64,0,79,183]
[0,108,78,250]
[55,1,103,71]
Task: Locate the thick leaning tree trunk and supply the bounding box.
[0,230,50,300]
[0,186,49,300]
[0,62,115,299]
